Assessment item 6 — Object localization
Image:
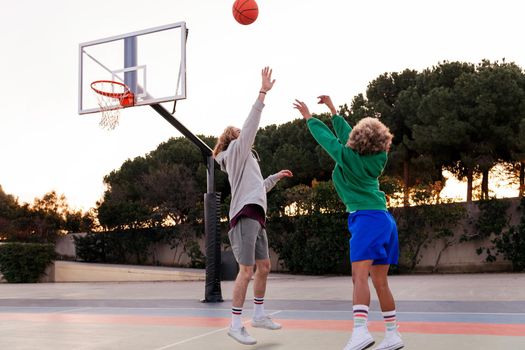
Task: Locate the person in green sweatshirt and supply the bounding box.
[294,95,403,350]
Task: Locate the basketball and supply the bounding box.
[232,0,259,25]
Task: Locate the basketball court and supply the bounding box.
[63,13,525,350]
[0,273,524,349]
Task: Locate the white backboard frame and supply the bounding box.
[78,21,187,115]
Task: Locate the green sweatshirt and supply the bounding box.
[306,115,388,212]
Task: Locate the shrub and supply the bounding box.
[494,223,525,271]
[393,202,467,272]
[489,197,525,271]
[268,213,349,274]
[267,181,349,274]
[0,243,56,283]
[74,226,205,268]
[472,199,512,263]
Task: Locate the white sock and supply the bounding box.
[231,306,242,329]
[353,304,369,328]
[254,297,265,319]
[382,310,397,332]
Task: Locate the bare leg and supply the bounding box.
[351,260,373,305]
[344,260,375,349]
[251,258,281,329]
[253,259,271,298]
[228,264,258,345]
[370,264,404,347]
[370,264,395,311]
[232,264,254,308]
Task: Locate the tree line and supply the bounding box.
[0,187,94,242]
[1,59,524,242]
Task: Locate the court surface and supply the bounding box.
[1,273,524,349]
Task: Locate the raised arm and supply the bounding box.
[294,99,347,165]
[306,117,347,165]
[233,67,276,158]
[317,95,352,145]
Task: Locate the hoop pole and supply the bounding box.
[150,103,222,303]
[124,37,137,95]
[150,104,212,156]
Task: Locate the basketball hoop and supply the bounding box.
[91,80,135,130]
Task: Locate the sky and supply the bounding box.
[1,0,524,211]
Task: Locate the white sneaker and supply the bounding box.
[251,315,282,330]
[343,327,375,350]
[374,330,404,350]
[228,326,257,345]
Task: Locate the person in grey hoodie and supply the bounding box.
[213,67,293,345]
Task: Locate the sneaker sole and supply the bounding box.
[227,332,257,345]
[375,343,404,350]
[347,340,375,350]
[251,323,282,330]
[362,341,375,350]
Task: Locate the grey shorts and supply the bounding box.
[228,217,269,266]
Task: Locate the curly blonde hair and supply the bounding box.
[347,117,393,155]
[213,126,239,157]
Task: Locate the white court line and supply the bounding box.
[152,310,282,350]
[0,306,234,311]
[3,306,524,316]
[50,307,92,314]
[0,307,92,314]
[275,309,525,316]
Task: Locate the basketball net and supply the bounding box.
[91,80,135,130]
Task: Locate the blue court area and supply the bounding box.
[0,273,524,349]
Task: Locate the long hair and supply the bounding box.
[347,117,393,155]
[213,126,239,157]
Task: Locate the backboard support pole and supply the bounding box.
[124,37,138,95]
[150,103,223,303]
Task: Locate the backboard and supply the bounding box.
[78,22,187,115]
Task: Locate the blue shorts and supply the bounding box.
[347,210,399,265]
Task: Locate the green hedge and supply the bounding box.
[0,243,56,283]
[74,229,166,264]
[268,203,467,275]
[268,212,349,274]
[478,197,525,271]
[74,226,205,268]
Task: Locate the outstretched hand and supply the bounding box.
[293,99,312,120]
[261,67,276,93]
[317,95,337,115]
[277,169,293,179]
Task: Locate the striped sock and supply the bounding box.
[231,306,243,330]
[254,297,265,319]
[353,304,369,328]
[382,310,397,332]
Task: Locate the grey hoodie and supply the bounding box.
[215,99,280,219]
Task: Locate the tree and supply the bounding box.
[97,136,226,230]
[0,185,19,239]
[347,69,429,206]
[1,189,88,243]
[453,60,525,200]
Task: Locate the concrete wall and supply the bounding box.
[57,234,284,271]
[52,261,204,282]
[413,199,519,273]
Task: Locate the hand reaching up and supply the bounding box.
[317,95,337,115]
[293,99,312,120]
[261,67,275,93]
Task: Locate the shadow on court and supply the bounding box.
[0,272,524,349]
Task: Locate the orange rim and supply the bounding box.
[91,80,134,107]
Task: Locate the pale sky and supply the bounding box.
[1,0,524,211]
